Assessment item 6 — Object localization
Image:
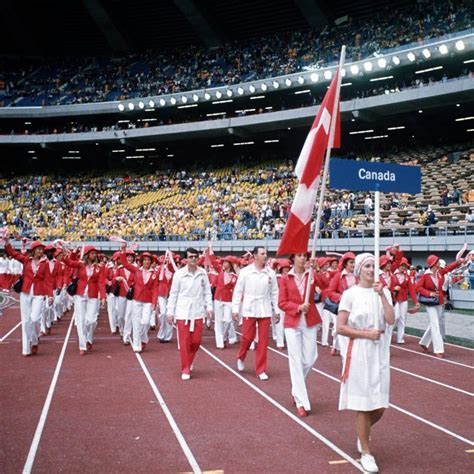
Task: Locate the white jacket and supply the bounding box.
[166,266,213,322]
[231,263,279,318]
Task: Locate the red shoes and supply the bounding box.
[296,407,308,417]
[420,344,429,353]
[79,349,87,356]
[31,345,38,355]
[434,353,444,358]
[86,342,92,351]
[141,342,147,351]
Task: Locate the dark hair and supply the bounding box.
[252,246,266,256]
[185,247,199,258]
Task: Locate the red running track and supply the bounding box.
[0,307,473,473]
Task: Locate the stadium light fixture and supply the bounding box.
[249,85,256,93]
[392,56,401,65]
[148,100,155,108]
[297,76,305,84]
[215,91,222,99]
[264,139,280,143]
[28,150,35,153]
[422,49,431,59]
[204,93,211,100]
[138,101,145,109]
[193,94,199,102]
[364,135,388,140]
[350,65,359,75]
[285,78,292,87]
[237,87,244,95]
[387,126,405,130]
[418,110,423,113]
[363,61,373,72]
[439,44,448,55]
[159,98,166,106]
[377,58,387,68]
[210,144,225,148]
[261,83,268,91]
[128,102,134,111]
[349,129,374,135]
[463,59,474,64]
[294,89,311,95]
[369,75,394,82]
[310,73,319,82]
[226,89,233,97]
[272,80,280,89]
[181,96,188,103]
[341,68,346,77]
[455,40,465,51]
[323,70,332,80]
[118,103,125,111]
[407,52,416,62]
[170,98,177,105]
[455,116,474,121]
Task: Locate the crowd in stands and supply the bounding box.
[0,0,471,107]
[0,144,473,242]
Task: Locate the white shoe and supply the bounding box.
[258,372,269,381]
[249,342,256,351]
[190,363,194,372]
[357,438,362,453]
[237,359,245,371]
[360,454,378,473]
[181,373,191,381]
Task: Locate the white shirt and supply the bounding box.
[166,265,213,321]
[0,257,8,274]
[231,263,279,318]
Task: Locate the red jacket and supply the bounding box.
[5,243,53,297]
[314,271,330,301]
[392,271,418,304]
[416,260,460,305]
[327,271,358,303]
[278,270,322,329]
[157,264,174,298]
[64,256,106,299]
[46,258,66,290]
[120,254,158,305]
[214,271,238,302]
[113,265,135,298]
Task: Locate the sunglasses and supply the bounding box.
[187,255,198,259]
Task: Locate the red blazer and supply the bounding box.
[392,271,418,304]
[327,271,358,303]
[120,254,158,305]
[214,271,238,302]
[314,271,330,301]
[416,260,460,305]
[157,264,174,298]
[64,256,106,299]
[5,243,53,297]
[278,271,322,329]
[113,265,135,298]
[46,259,66,290]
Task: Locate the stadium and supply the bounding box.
[0,0,473,472]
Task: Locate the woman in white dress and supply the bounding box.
[337,253,394,473]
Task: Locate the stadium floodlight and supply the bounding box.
[181,96,188,103]
[159,98,166,106]
[272,80,280,89]
[392,56,401,65]
[422,48,431,59]
[310,73,319,82]
[261,83,268,91]
[148,100,155,108]
[128,102,135,111]
[215,91,222,99]
[226,89,233,97]
[204,93,211,100]
[439,44,448,55]
[297,76,304,84]
[455,40,465,51]
[138,101,145,109]
[118,103,125,111]
[350,64,359,75]
[193,94,199,102]
[323,70,332,80]
[249,85,256,93]
[377,58,387,68]
[170,97,177,105]
[407,52,416,62]
[237,87,244,95]
[363,61,373,72]
[341,68,346,77]
[285,78,292,86]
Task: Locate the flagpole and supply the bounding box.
[374,189,380,331]
[304,45,346,304]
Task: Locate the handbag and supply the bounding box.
[13,277,23,293]
[66,277,78,296]
[112,282,121,297]
[126,287,134,300]
[323,297,339,315]
[418,294,439,306]
[313,292,322,303]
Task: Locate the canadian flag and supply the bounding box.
[277,72,341,255]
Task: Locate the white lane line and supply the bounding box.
[267,346,474,446]
[391,344,473,369]
[22,315,75,474]
[390,366,473,396]
[401,333,474,351]
[200,346,364,472]
[135,353,202,474]
[0,321,22,342]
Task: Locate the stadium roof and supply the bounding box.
[0,0,413,56]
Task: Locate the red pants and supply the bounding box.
[177,319,203,375]
[237,317,271,376]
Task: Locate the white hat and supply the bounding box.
[354,253,374,277]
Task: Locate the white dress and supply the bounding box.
[338,285,393,411]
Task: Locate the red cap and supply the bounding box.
[112,251,121,261]
[317,257,327,268]
[44,244,55,252]
[30,241,45,252]
[426,255,439,267]
[399,257,409,267]
[379,255,392,269]
[338,252,356,271]
[277,258,291,270]
[125,249,136,257]
[138,252,154,263]
[83,245,97,256]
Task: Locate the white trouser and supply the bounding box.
[214,300,236,348]
[131,301,153,351]
[53,290,64,321]
[107,293,118,333]
[284,316,318,411]
[420,305,444,354]
[317,303,331,346]
[394,300,408,343]
[116,296,127,336]
[439,305,446,340]
[330,312,340,350]
[41,301,54,333]
[74,295,99,350]
[150,309,157,328]
[157,296,173,341]
[122,299,133,343]
[19,292,45,355]
[272,308,285,348]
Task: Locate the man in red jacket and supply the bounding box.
[4,237,53,356]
